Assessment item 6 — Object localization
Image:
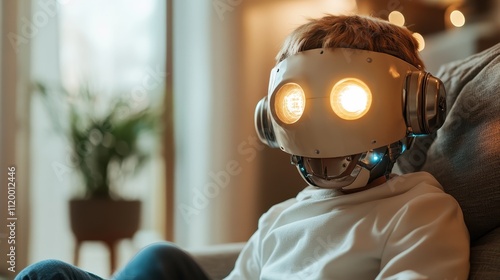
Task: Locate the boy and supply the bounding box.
[228,14,469,280]
[16,14,469,280]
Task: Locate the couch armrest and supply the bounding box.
[188,242,245,280]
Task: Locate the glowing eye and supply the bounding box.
[274,83,306,124]
[330,78,372,120]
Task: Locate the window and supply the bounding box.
[30,0,166,276]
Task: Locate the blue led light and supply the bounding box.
[370,153,382,163]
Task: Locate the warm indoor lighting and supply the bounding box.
[412,32,425,51]
[450,10,465,27]
[330,78,372,120]
[388,11,405,26]
[274,83,306,124]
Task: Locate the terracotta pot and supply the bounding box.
[69,199,141,241]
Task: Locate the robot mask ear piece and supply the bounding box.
[254,96,279,148]
[423,75,447,132]
[405,71,447,135]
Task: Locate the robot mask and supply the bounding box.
[255,48,446,190]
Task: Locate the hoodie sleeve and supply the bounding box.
[377,191,470,280]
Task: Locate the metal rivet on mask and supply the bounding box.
[314,149,320,154]
[371,140,377,144]
[367,57,372,63]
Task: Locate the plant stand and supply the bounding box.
[69,199,141,274]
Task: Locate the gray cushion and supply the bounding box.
[469,227,500,280]
[396,43,500,280]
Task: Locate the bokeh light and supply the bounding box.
[450,10,466,27]
[388,11,405,26]
[412,32,425,51]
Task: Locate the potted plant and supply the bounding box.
[35,83,160,270]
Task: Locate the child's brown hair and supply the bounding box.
[276,14,424,68]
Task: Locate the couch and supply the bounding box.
[191,43,500,280]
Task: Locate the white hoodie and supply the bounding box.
[226,172,469,280]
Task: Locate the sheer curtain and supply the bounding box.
[172,0,262,247]
[171,0,359,248]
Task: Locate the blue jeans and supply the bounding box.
[15,242,211,280]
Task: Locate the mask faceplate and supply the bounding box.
[266,48,415,158]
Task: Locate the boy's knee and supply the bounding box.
[113,242,205,280]
[136,242,190,261]
[15,259,75,280]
